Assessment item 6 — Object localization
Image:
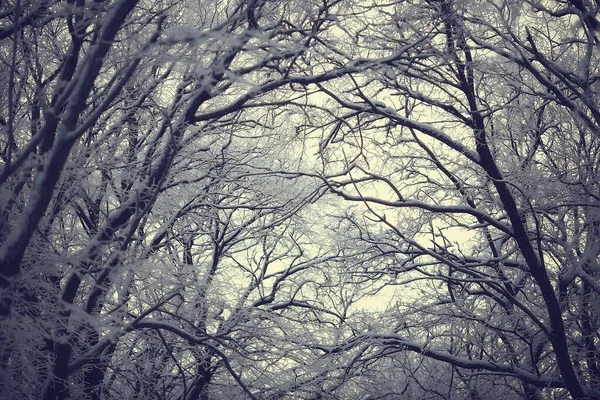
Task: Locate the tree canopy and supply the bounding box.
[1,0,600,399]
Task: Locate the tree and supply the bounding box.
[0,0,356,399]
[3,0,600,399]
[308,0,600,399]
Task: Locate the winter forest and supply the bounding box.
[1,0,600,399]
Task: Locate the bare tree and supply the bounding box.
[0,0,357,398]
[308,0,600,399]
[3,0,600,399]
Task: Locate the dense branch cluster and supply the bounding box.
[1,0,599,399]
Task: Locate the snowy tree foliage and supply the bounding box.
[1,0,600,399]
